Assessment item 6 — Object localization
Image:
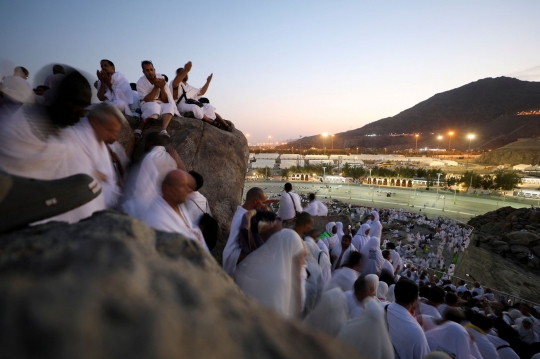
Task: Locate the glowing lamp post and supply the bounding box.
[322,133,328,155]
[466,134,475,169]
[415,134,419,151]
[331,134,335,150]
[448,131,454,152]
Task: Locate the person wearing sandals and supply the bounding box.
[170,63,233,132]
[134,61,178,140]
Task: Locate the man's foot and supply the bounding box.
[160,130,171,139]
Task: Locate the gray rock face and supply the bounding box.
[507,231,540,246]
[133,116,249,263]
[0,211,364,359]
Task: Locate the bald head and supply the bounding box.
[162,170,193,204]
[244,187,267,210]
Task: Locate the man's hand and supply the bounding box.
[93,170,107,182]
[184,61,193,72]
[154,78,166,89]
[207,73,213,82]
[101,71,112,87]
[166,146,186,171]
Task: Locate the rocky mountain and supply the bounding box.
[477,137,540,166]
[291,77,540,151]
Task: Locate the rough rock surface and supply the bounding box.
[0,211,364,359]
[455,243,540,303]
[132,116,249,262]
[468,206,540,266]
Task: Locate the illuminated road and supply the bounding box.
[243,180,537,222]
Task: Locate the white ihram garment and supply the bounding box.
[370,210,383,241]
[137,74,178,119]
[337,296,394,359]
[277,190,303,221]
[359,236,385,276]
[98,72,133,115]
[0,105,104,223]
[183,191,212,226]
[426,321,474,359]
[122,146,177,220]
[222,206,247,277]
[234,229,306,319]
[386,302,430,359]
[172,82,217,120]
[304,288,348,336]
[330,244,357,271]
[65,117,120,208]
[352,223,371,250]
[143,196,208,251]
[304,236,331,286]
[305,200,319,216]
[324,267,359,292]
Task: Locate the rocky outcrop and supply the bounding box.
[477,137,540,166]
[131,116,249,263]
[0,211,364,359]
[468,206,540,269]
[455,243,540,303]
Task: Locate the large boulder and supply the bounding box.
[510,245,530,260]
[506,231,540,246]
[134,117,249,263]
[0,211,363,359]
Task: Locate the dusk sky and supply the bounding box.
[2,0,539,144]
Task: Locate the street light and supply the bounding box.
[436,173,442,198]
[356,147,359,154]
[448,131,454,152]
[331,134,335,150]
[322,166,326,184]
[437,135,442,158]
[322,133,328,155]
[415,134,419,151]
[466,134,475,169]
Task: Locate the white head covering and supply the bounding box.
[359,237,385,276]
[325,221,336,234]
[337,296,394,359]
[371,210,380,222]
[303,287,348,336]
[360,223,371,236]
[336,222,344,240]
[365,274,379,297]
[377,281,389,300]
[235,229,306,319]
[387,284,396,302]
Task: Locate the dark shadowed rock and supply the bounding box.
[507,231,540,246]
[510,245,530,259]
[0,211,364,359]
[132,116,249,264]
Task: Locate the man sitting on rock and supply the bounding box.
[122,131,185,219]
[96,59,133,116]
[135,61,178,140]
[170,63,232,132]
[143,169,208,251]
[222,187,268,276]
[65,102,126,208]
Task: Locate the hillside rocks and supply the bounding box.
[468,206,540,269]
[478,137,540,166]
[0,211,364,359]
[131,116,250,262]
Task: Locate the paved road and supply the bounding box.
[244,180,538,222]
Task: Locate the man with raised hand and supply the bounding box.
[135,61,178,140]
[96,59,133,115]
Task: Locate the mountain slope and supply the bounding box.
[291,77,540,151]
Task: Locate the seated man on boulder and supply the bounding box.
[143,169,208,251]
[96,59,133,116]
[135,61,178,140]
[170,63,232,132]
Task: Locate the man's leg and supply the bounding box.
[135,103,160,140]
[161,113,173,131]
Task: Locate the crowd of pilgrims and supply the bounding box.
[224,187,540,359]
[1,63,540,359]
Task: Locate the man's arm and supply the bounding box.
[198,73,213,96]
[157,78,168,103]
[96,70,111,101]
[171,61,192,99]
[142,84,161,103]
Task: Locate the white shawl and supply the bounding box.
[99,72,133,114]
[122,146,177,219]
[137,74,179,116]
[352,223,370,250]
[337,296,394,359]
[304,288,348,336]
[387,302,430,359]
[235,229,306,319]
[143,196,208,251]
[426,321,473,359]
[359,236,385,276]
[65,117,120,208]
